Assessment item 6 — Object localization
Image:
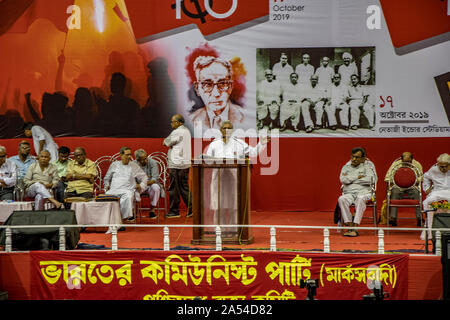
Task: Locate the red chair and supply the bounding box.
[386,162,422,227]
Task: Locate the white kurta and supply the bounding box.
[280,82,302,125]
[299,83,327,128]
[104,161,148,219]
[315,65,334,89]
[330,83,350,126]
[0,160,17,188]
[205,138,264,231]
[346,84,374,127]
[338,62,358,86]
[295,63,315,85]
[163,125,191,170]
[31,125,59,162]
[272,62,294,88]
[338,160,377,224]
[257,79,282,106]
[422,165,450,211]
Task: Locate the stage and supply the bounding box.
[0,210,444,300]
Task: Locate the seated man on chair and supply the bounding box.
[338,147,377,237]
[52,146,72,204]
[0,146,17,201]
[422,153,450,212]
[9,140,36,201]
[133,149,162,219]
[383,151,423,226]
[23,150,63,210]
[64,147,97,202]
[104,147,148,222]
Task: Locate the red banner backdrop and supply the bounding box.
[30,251,408,300]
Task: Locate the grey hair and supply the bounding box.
[39,149,50,156]
[220,120,234,129]
[134,149,147,159]
[437,153,450,164]
[193,56,232,80]
[120,146,131,155]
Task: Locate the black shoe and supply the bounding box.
[350,125,358,130]
[149,211,157,219]
[305,126,313,133]
[389,220,397,227]
[330,125,337,130]
[166,212,181,218]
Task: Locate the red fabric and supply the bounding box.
[29,250,409,300]
[1,137,449,211]
[393,167,416,188]
[7,0,75,34]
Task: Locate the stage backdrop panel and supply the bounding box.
[0,0,448,138]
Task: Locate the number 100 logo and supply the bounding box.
[174,0,238,20]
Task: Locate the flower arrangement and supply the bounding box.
[430,200,450,210]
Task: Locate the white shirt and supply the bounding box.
[31,125,59,162]
[282,82,302,103]
[272,62,294,87]
[0,159,17,188]
[206,137,264,159]
[338,62,358,86]
[315,66,334,88]
[340,160,377,195]
[258,79,282,105]
[300,83,327,103]
[423,165,450,193]
[330,83,348,104]
[347,84,368,104]
[104,161,147,192]
[295,64,315,84]
[164,125,192,169]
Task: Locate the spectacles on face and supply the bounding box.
[0,154,6,158]
[198,80,232,94]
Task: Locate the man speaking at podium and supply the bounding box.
[204,121,269,235]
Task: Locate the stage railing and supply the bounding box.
[1,224,449,256]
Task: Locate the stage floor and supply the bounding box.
[78,210,430,253]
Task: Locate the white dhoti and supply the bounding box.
[338,192,372,225]
[26,182,53,211]
[106,189,135,219]
[143,183,161,207]
[257,104,269,121]
[337,102,350,127]
[313,101,326,126]
[422,190,450,211]
[210,168,238,233]
[349,101,374,127]
[300,101,314,128]
[280,101,300,127]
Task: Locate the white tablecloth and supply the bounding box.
[71,201,122,227]
[0,201,34,222]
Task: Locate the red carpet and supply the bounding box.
[78,210,429,253]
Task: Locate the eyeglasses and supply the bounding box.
[0,154,6,158]
[198,80,232,93]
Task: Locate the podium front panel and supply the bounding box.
[191,160,254,245]
[202,167,239,239]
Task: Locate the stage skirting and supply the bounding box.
[0,251,442,300]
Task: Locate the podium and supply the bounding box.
[191,158,253,245]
